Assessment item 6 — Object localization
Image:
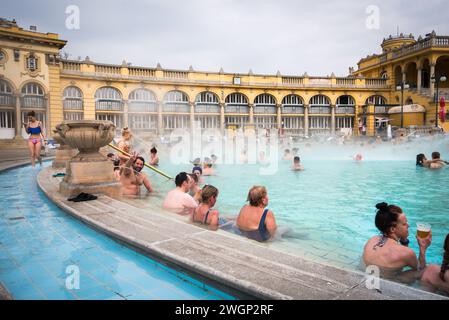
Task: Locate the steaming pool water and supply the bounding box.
[138,136,449,275]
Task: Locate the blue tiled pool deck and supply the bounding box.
[0,164,235,300]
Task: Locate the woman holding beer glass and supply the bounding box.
[421,233,449,294]
[362,202,432,283]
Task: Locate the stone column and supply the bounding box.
[276,104,282,129]
[366,104,376,137]
[354,105,360,136]
[402,71,406,84]
[417,68,422,94]
[14,92,22,139]
[157,101,163,135]
[220,102,225,134]
[123,100,129,128]
[44,95,51,138]
[304,104,309,137]
[430,63,436,99]
[248,104,256,130]
[330,105,336,135]
[249,104,254,125]
[190,102,195,132]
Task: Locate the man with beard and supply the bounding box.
[120,152,154,196]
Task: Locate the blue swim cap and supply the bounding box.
[192,166,203,174]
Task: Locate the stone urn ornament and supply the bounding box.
[55,120,121,198]
[51,124,78,168]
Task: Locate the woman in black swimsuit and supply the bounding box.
[191,185,220,230]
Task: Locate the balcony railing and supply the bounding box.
[366,78,387,87]
[195,104,220,113]
[335,106,355,114]
[164,71,188,79]
[336,78,356,87]
[282,106,304,114]
[129,67,156,78]
[62,61,81,71]
[309,106,331,114]
[225,105,249,114]
[282,77,304,85]
[253,106,277,114]
[392,36,449,59]
[63,99,83,110]
[128,102,158,112]
[21,96,46,108]
[0,94,15,106]
[95,100,123,111]
[95,65,121,74]
[374,106,391,114]
[60,59,389,89]
[162,103,190,113]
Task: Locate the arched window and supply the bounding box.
[336,95,355,114]
[21,82,45,108]
[309,95,331,114]
[163,90,189,112]
[63,86,83,110]
[366,95,388,114]
[282,94,304,114]
[225,93,249,114]
[95,87,123,111]
[195,92,220,113]
[365,95,386,105]
[129,89,157,112]
[0,80,14,106]
[254,94,276,114]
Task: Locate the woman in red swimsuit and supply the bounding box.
[23,111,45,167]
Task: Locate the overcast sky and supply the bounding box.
[3,0,448,76]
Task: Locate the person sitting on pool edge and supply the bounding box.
[163,172,198,216]
[362,202,432,283]
[291,156,304,171]
[191,185,221,230]
[421,233,449,294]
[236,186,277,242]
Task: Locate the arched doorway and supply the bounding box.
[394,65,402,86]
[405,62,417,88]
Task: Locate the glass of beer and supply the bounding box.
[416,222,431,238]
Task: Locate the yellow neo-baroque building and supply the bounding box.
[1,18,449,141]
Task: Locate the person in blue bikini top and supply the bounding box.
[23,110,45,167]
[236,186,277,242]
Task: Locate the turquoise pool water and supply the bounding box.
[144,138,449,272]
[0,163,235,300]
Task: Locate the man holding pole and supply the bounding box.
[120,152,154,196]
